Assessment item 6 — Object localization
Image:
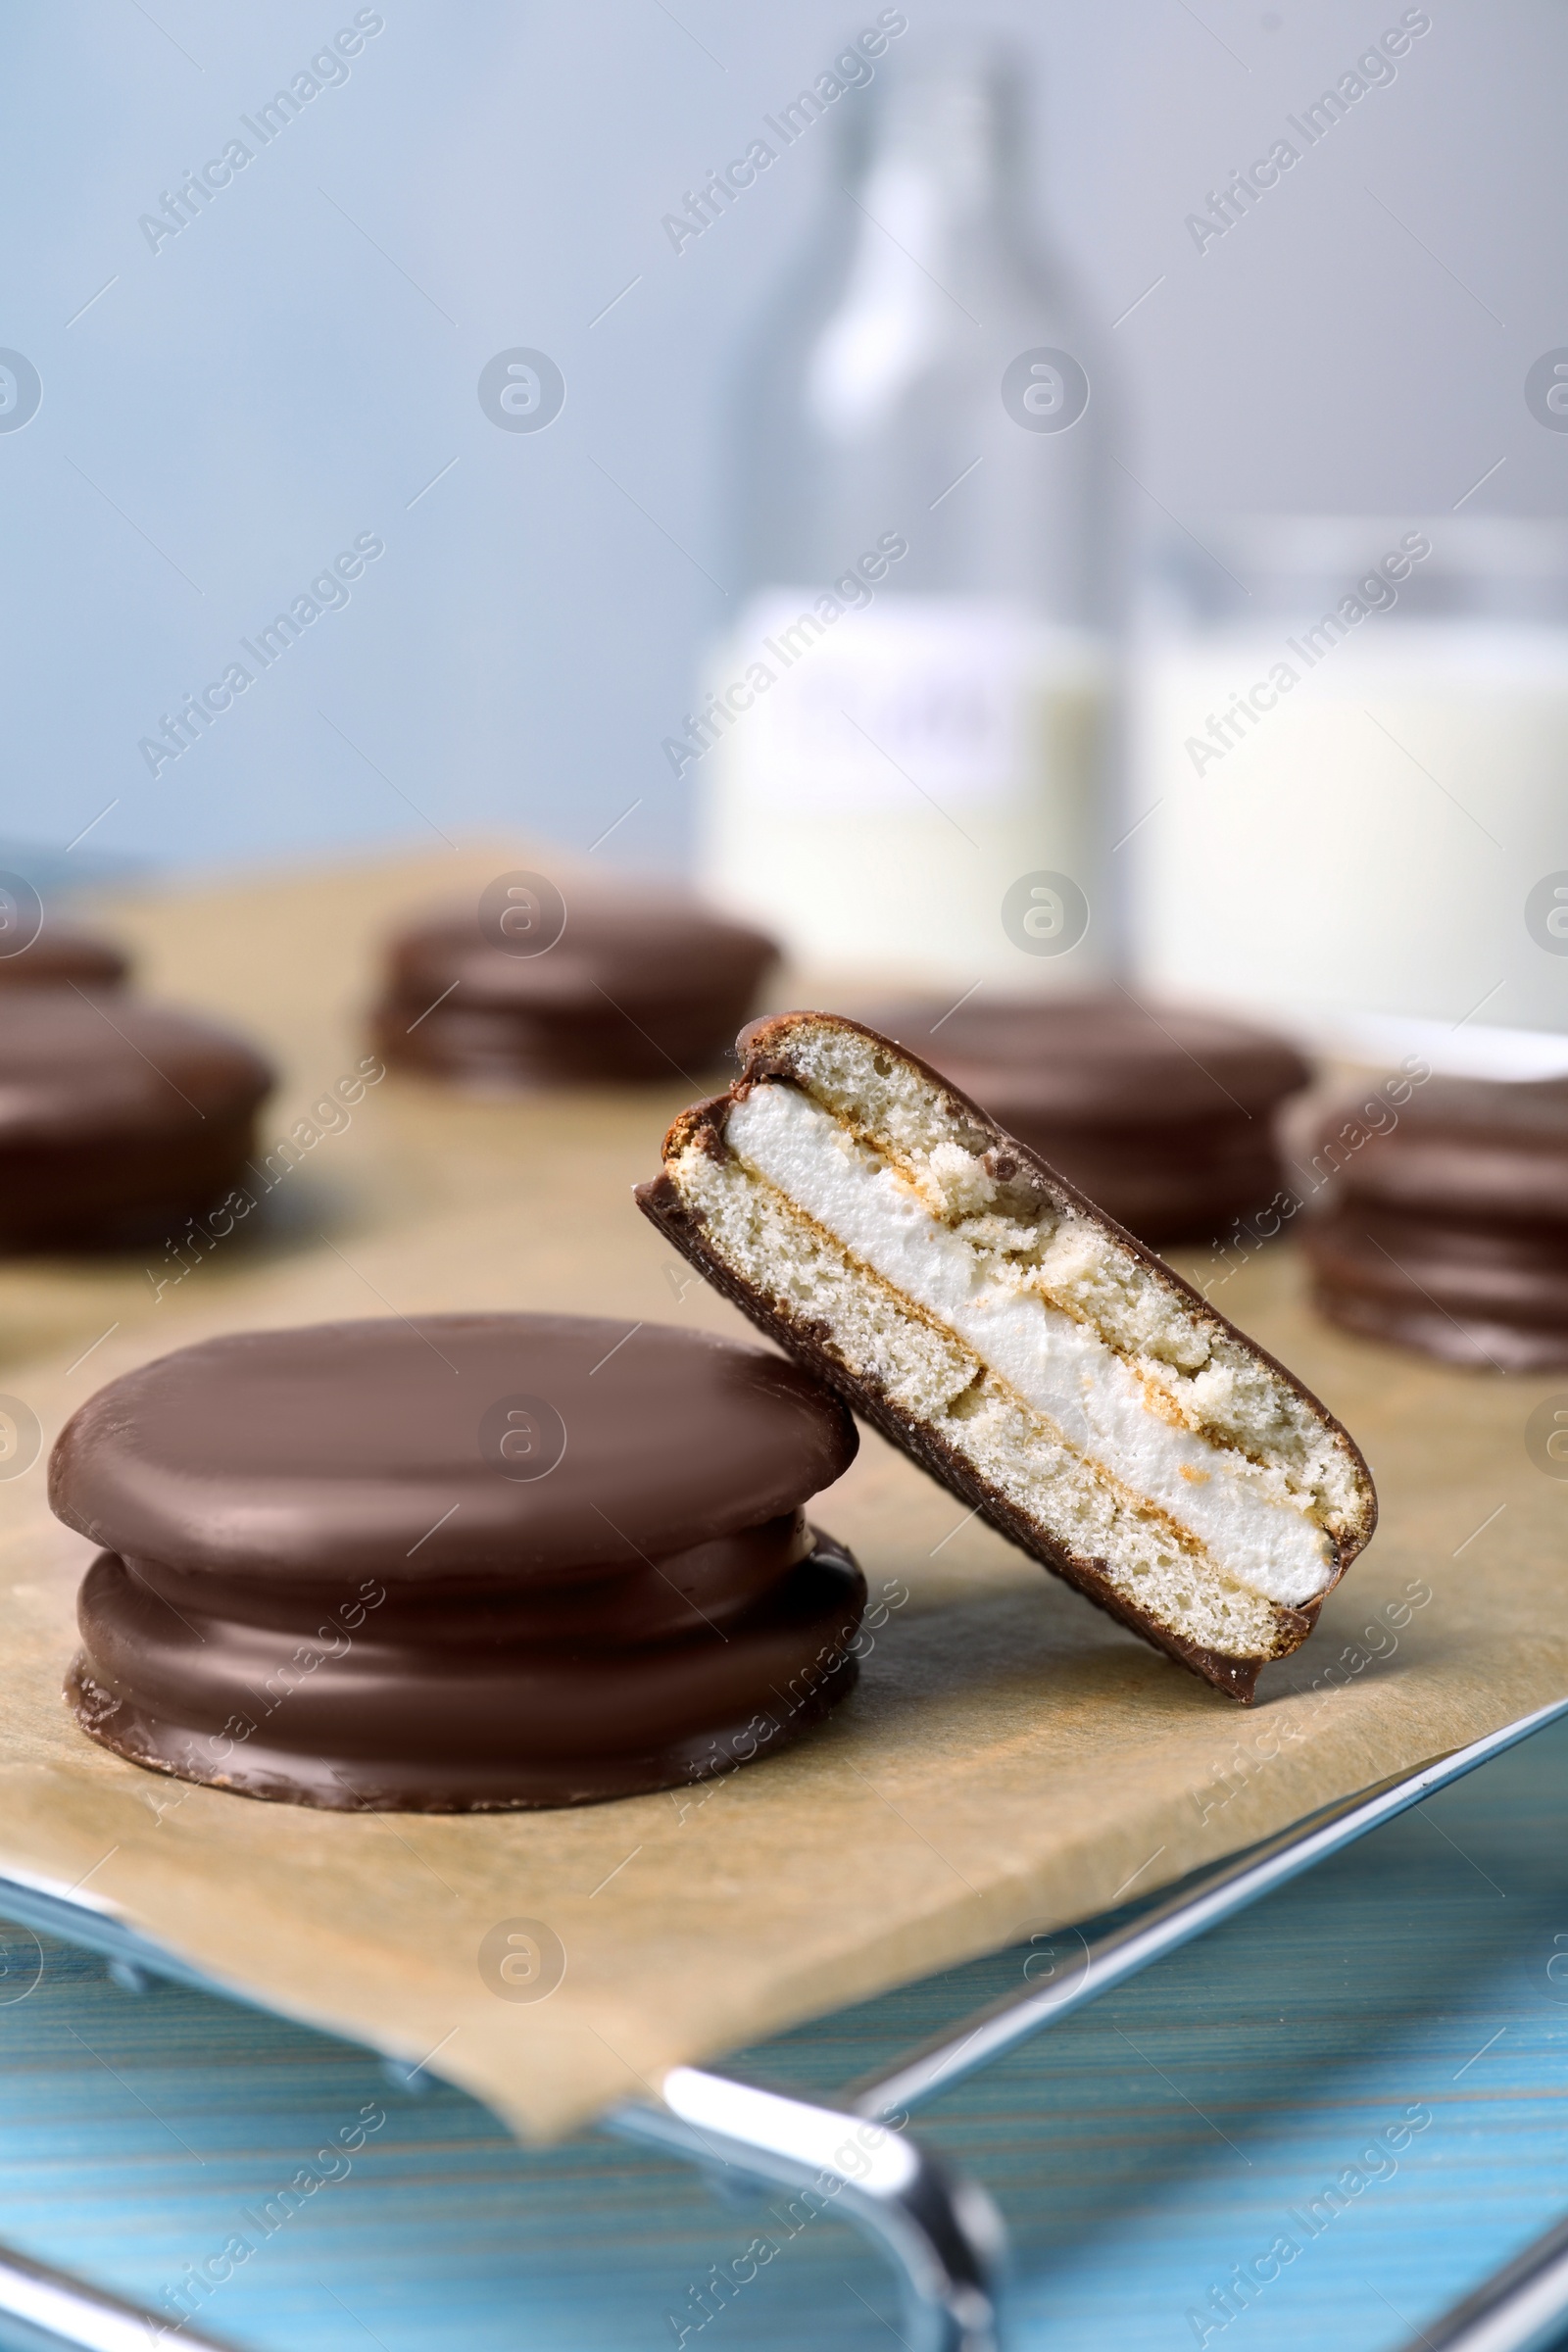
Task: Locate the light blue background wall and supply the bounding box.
[2,0,1562,881]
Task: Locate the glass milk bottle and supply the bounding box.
[689,40,1118,991]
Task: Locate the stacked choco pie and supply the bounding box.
[55,1315,865,1808]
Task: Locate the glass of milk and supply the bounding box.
[1128,516,1568,1056]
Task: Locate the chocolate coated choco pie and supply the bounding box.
[0,994,273,1250]
[1302,1074,1568,1369]
[0,918,128,991]
[372,874,779,1088]
[51,1314,864,1809]
[855,994,1310,1247]
[639,1012,1375,1702]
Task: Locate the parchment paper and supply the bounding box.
[0,865,1563,2144]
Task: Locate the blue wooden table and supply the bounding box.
[1,1710,1566,2352]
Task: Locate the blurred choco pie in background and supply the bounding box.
[1302,1072,1568,1370]
[0,992,273,1253]
[371,870,779,1089]
[0,886,128,992]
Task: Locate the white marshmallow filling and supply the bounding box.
[724,1080,1339,1612]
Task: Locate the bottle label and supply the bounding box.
[718,590,1099,811]
[697,589,1111,981]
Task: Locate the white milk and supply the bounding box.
[1129,618,1568,1036]
[695,590,1112,988]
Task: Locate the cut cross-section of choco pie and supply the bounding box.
[848,992,1310,1247]
[50,1314,864,1809]
[636,1011,1377,1703]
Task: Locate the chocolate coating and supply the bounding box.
[0,919,129,991]
[372,882,779,1088]
[0,994,273,1250]
[53,1315,864,1809]
[854,994,1310,1245]
[1302,1076,1568,1368]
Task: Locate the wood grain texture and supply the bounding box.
[0,1714,1565,2351]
